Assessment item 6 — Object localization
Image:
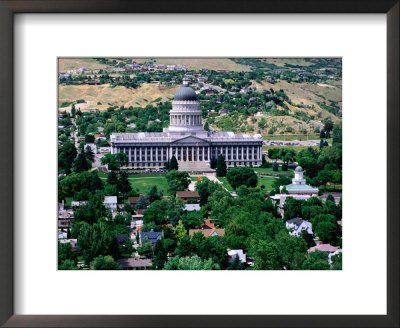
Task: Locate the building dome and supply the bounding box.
[295,166,303,172]
[174,84,198,101]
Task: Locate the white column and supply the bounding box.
[241,146,244,161]
[129,147,132,165]
[197,145,199,161]
[139,147,142,163]
[186,146,189,161]
[252,146,254,162]
[207,146,210,161]
[247,146,249,161]
[134,147,137,163]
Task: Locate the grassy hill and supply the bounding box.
[58,58,112,71]
[58,83,179,110]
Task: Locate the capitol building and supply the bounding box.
[110,82,263,171]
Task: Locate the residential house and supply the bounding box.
[128,196,141,207]
[286,217,313,236]
[308,243,339,254]
[116,233,129,244]
[59,239,78,250]
[140,230,164,245]
[227,249,246,263]
[200,219,215,230]
[183,204,201,212]
[104,196,118,212]
[189,228,225,238]
[117,258,152,270]
[176,191,199,203]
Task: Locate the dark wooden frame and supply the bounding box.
[0,1,398,327]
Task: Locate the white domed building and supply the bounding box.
[110,82,263,172]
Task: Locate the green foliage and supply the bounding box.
[164,255,220,270]
[78,222,119,264]
[58,142,77,174]
[58,259,78,270]
[136,195,149,209]
[74,190,109,224]
[216,154,227,177]
[118,171,132,195]
[249,239,280,270]
[272,162,279,171]
[90,255,122,270]
[173,220,187,243]
[302,251,330,270]
[166,170,190,195]
[226,166,258,189]
[85,145,95,162]
[169,156,178,170]
[314,221,337,244]
[145,185,162,203]
[58,242,76,265]
[73,149,92,173]
[101,153,128,171]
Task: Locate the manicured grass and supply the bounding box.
[253,167,293,175]
[99,172,169,194]
[258,175,277,191]
[263,134,320,141]
[217,175,278,192]
[263,145,320,152]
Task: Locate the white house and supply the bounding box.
[59,239,78,249]
[227,249,246,263]
[104,196,118,212]
[183,204,201,212]
[286,217,313,236]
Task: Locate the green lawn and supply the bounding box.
[99,172,169,194]
[263,145,320,152]
[253,167,293,175]
[217,175,278,192]
[263,134,320,141]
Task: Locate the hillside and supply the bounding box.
[58,83,179,111]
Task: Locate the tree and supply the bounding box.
[272,161,279,171]
[315,221,337,244]
[107,171,119,186]
[101,153,128,171]
[152,239,168,269]
[71,104,76,117]
[216,154,227,177]
[90,255,122,270]
[166,170,190,195]
[85,145,95,162]
[90,172,104,192]
[58,242,76,265]
[326,194,335,202]
[85,134,95,143]
[73,149,92,173]
[302,251,330,270]
[316,170,333,191]
[319,129,326,139]
[74,190,109,224]
[182,211,203,230]
[169,155,178,170]
[118,171,132,195]
[145,185,162,203]
[74,188,91,201]
[249,239,280,270]
[227,255,245,270]
[204,121,210,131]
[164,255,220,270]
[275,231,307,270]
[58,259,78,270]
[78,222,119,264]
[136,195,149,209]
[137,239,153,258]
[173,220,187,243]
[332,125,342,145]
[282,163,288,171]
[226,166,258,190]
[58,142,77,174]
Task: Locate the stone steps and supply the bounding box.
[177,161,215,173]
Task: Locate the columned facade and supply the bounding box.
[110,82,263,171]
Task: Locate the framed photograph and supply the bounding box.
[0,1,398,327]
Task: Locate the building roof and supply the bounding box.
[128,196,140,204]
[295,166,303,172]
[116,233,129,243]
[227,249,246,263]
[189,228,225,238]
[202,219,215,229]
[174,84,198,101]
[183,204,201,211]
[141,231,163,243]
[104,196,117,204]
[308,243,339,253]
[286,217,310,227]
[176,191,199,198]
[116,258,151,268]
[285,184,318,191]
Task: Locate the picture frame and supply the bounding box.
[0,1,398,327]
